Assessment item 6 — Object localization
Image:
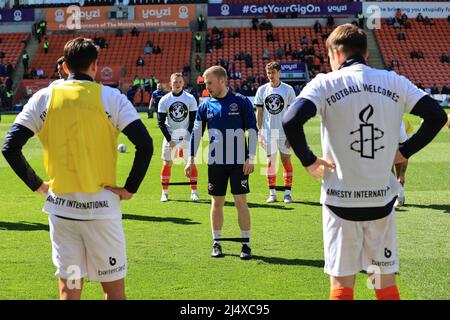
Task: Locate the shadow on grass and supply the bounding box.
[403,203,450,214]
[0,221,48,231]
[123,213,201,225]
[170,199,295,211]
[225,254,324,268]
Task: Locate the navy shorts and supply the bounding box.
[208,165,250,196]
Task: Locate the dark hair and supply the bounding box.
[64,37,99,73]
[325,23,367,58]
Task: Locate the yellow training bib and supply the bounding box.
[38,82,119,193]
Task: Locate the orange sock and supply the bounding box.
[282,162,293,189]
[375,285,400,300]
[160,165,172,191]
[190,164,198,191]
[329,287,354,300]
[267,163,276,189]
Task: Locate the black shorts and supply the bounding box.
[208,165,250,196]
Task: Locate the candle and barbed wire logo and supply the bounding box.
[350,105,384,159]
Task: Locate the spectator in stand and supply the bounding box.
[6,62,13,77]
[0,62,5,77]
[393,19,400,29]
[131,27,139,37]
[195,54,202,73]
[263,48,270,60]
[197,14,205,32]
[357,11,365,29]
[441,84,449,95]
[423,16,435,26]
[395,8,402,21]
[390,57,400,69]
[201,87,209,97]
[235,70,242,80]
[136,56,144,67]
[417,83,425,90]
[397,32,406,41]
[22,51,29,71]
[276,46,285,60]
[400,13,408,26]
[440,54,449,63]
[195,32,202,53]
[313,55,321,71]
[284,42,292,56]
[246,71,255,84]
[245,54,253,68]
[36,67,45,79]
[248,83,257,96]
[327,15,335,28]
[312,38,319,45]
[144,40,153,55]
[430,84,439,94]
[416,13,424,23]
[252,18,259,30]
[300,35,308,46]
[267,30,274,42]
[314,20,322,34]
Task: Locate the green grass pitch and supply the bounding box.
[0,112,448,300]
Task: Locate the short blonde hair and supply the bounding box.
[203,65,228,80]
[325,23,367,58]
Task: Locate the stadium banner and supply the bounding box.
[95,65,123,83]
[0,8,35,22]
[45,4,195,31]
[363,2,450,19]
[134,4,196,28]
[280,62,308,80]
[208,2,362,17]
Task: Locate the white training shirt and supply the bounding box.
[299,64,426,207]
[254,81,296,138]
[157,90,198,141]
[14,80,140,220]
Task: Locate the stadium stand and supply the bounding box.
[374,19,450,89]
[205,26,332,92]
[29,31,191,105]
[30,31,191,83]
[0,33,29,85]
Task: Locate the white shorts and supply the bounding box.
[161,139,189,162]
[322,205,398,277]
[49,214,127,282]
[264,135,291,156]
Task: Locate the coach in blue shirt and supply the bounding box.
[185,66,257,260]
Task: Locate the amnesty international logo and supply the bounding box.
[169,102,188,122]
[264,94,284,115]
[350,105,384,159]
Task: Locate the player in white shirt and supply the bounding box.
[394,117,415,207]
[2,38,153,299]
[282,24,447,300]
[157,73,199,202]
[255,62,297,203]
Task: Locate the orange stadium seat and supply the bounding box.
[30,31,191,88]
[374,19,450,88]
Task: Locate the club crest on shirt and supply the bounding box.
[264,94,284,115]
[168,102,188,122]
[229,103,239,112]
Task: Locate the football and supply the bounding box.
[118,144,127,153]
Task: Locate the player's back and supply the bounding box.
[300,64,425,207]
